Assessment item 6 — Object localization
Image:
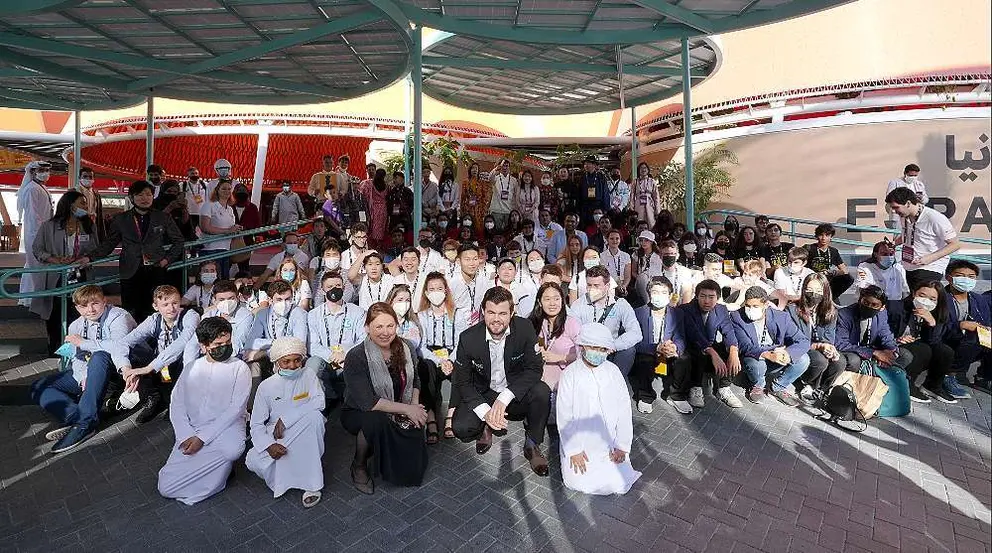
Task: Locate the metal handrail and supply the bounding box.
[699,209,992,254]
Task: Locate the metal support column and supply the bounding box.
[681,38,694,225]
[72,110,81,186]
[145,95,154,169]
[630,106,638,181]
[251,132,269,209]
[412,25,423,243]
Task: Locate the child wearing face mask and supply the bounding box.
[243,280,310,402]
[157,317,251,506]
[773,247,815,305]
[942,260,990,397]
[631,278,691,415]
[184,261,220,311]
[888,281,957,404]
[202,280,255,360]
[856,240,909,331]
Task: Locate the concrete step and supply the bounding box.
[0,355,60,405]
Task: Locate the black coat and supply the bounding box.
[85,208,185,279]
[453,316,543,408]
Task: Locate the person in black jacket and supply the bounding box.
[452,286,551,476]
[890,280,957,404]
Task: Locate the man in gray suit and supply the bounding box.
[80,181,186,320]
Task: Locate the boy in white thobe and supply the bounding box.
[158,317,251,505]
[556,323,642,495]
[245,337,326,507]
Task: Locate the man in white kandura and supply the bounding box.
[245,337,325,508]
[556,323,642,495]
[157,317,251,505]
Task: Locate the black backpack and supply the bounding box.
[815,383,868,432]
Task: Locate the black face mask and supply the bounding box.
[189,176,199,183]
[326,287,344,303]
[858,303,881,320]
[715,242,729,250]
[803,291,823,305]
[207,343,233,362]
[419,238,433,249]
[662,255,678,268]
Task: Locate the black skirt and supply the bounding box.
[341,408,428,487]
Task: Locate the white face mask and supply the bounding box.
[200,272,217,285]
[905,175,918,184]
[216,299,238,315]
[484,221,495,230]
[695,227,707,237]
[913,296,937,312]
[541,177,552,186]
[35,171,51,183]
[392,301,411,318]
[79,177,94,188]
[744,306,764,321]
[216,167,231,178]
[650,292,670,309]
[426,291,446,306]
[587,288,606,303]
[462,219,472,227]
[789,262,804,274]
[117,389,141,410]
[683,243,697,254]
[528,259,545,273]
[583,258,601,270]
[323,256,340,269]
[272,299,291,318]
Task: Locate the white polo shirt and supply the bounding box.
[902,206,957,274]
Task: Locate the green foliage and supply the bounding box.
[553,144,597,169]
[653,145,738,221]
[423,137,474,171]
[381,151,406,178]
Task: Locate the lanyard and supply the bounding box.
[324,306,348,347]
[467,280,477,310]
[65,232,80,257]
[521,186,537,208]
[367,279,384,303]
[594,302,615,324]
[133,214,144,240]
[82,311,107,341]
[269,310,288,339]
[496,174,511,195]
[419,251,430,273]
[653,310,667,344]
[903,214,917,250]
[161,316,176,350]
[430,311,452,349]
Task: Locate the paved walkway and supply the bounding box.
[0,381,989,553]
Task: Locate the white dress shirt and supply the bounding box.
[473,326,517,420]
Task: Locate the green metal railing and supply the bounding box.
[699,209,991,266]
[0,217,314,354]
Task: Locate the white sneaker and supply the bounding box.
[688,387,705,408]
[667,398,693,415]
[716,388,743,409]
[636,400,654,414]
[45,426,72,442]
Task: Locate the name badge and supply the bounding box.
[545,229,554,240]
[978,326,991,349]
[160,366,172,383]
[392,206,401,215]
[639,194,649,205]
[79,235,90,243]
[293,391,310,401]
[358,211,368,222]
[500,190,509,201]
[194,195,203,204]
[901,245,915,264]
[587,186,596,199]
[469,310,480,324]
[722,260,736,275]
[654,359,668,375]
[433,348,449,360]
[469,198,477,206]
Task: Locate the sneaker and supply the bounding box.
[746,386,766,404]
[636,400,654,414]
[909,386,932,403]
[688,387,705,408]
[135,394,165,425]
[799,386,818,404]
[51,425,96,454]
[972,377,992,394]
[666,398,693,415]
[771,389,801,408]
[45,426,72,442]
[943,375,971,399]
[716,387,743,408]
[922,385,958,404]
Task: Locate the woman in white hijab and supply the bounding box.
[556,322,642,495]
[16,161,54,306]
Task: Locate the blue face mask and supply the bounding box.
[582,349,609,366]
[278,368,303,379]
[281,270,296,282]
[877,255,895,269]
[952,276,977,293]
[73,207,89,218]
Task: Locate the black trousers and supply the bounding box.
[801,348,846,391]
[900,341,953,388]
[827,273,854,302]
[906,269,943,291]
[121,265,168,322]
[631,351,692,402]
[688,345,733,392]
[452,382,551,446]
[418,358,461,422]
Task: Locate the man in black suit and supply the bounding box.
[80,180,186,320]
[453,286,551,476]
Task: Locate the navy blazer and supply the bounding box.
[887,299,945,346]
[730,307,810,361]
[785,304,837,345]
[942,288,991,344]
[633,305,687,356]
[678,300,738,353]
[835,304,897,359]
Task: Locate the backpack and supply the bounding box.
[815,383,868,432]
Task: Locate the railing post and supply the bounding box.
[790,221,797,244]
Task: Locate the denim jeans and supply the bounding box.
[742,352,811,393]
[30,351,114,429]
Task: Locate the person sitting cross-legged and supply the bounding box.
[730,286,811,406]
[245,337,325,508]
[678,279,744,409]
[452,286,552,477]
[835,284,912,378]
[157,317,251,505]
[243,279,309,403]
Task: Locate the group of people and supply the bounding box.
[18,155,990,507]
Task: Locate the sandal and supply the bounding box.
[426,421,439,445]
[443,416,455,440]
[302,490,322,508]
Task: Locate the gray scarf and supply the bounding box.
[364,337,415,405]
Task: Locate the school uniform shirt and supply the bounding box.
[661,264,695,302]
[855,262,909,302]
[900,206,957,274]
[417,247,447,275]
[549,231,589,263]
[203,304,254,356]
[339,247,366,275]
[601,248,631,286]
[513,233,539,256]
[449,270,493,322]
[773,266,815,297]
[200,201,236,250]
[571,297,642,352]
[245,305,309,353]
[357,274,396,311]
[417,308,469,365]
[183,284,215,311]
[110,309,201,375]
[489,173,517,214]
[306,302,367,362]
[66,306,137,383]
[607,177,632,212]
[394,271,427,307]
[265,250,312,273]
[183,180,209,216]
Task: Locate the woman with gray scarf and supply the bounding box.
[342,302,428,494]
